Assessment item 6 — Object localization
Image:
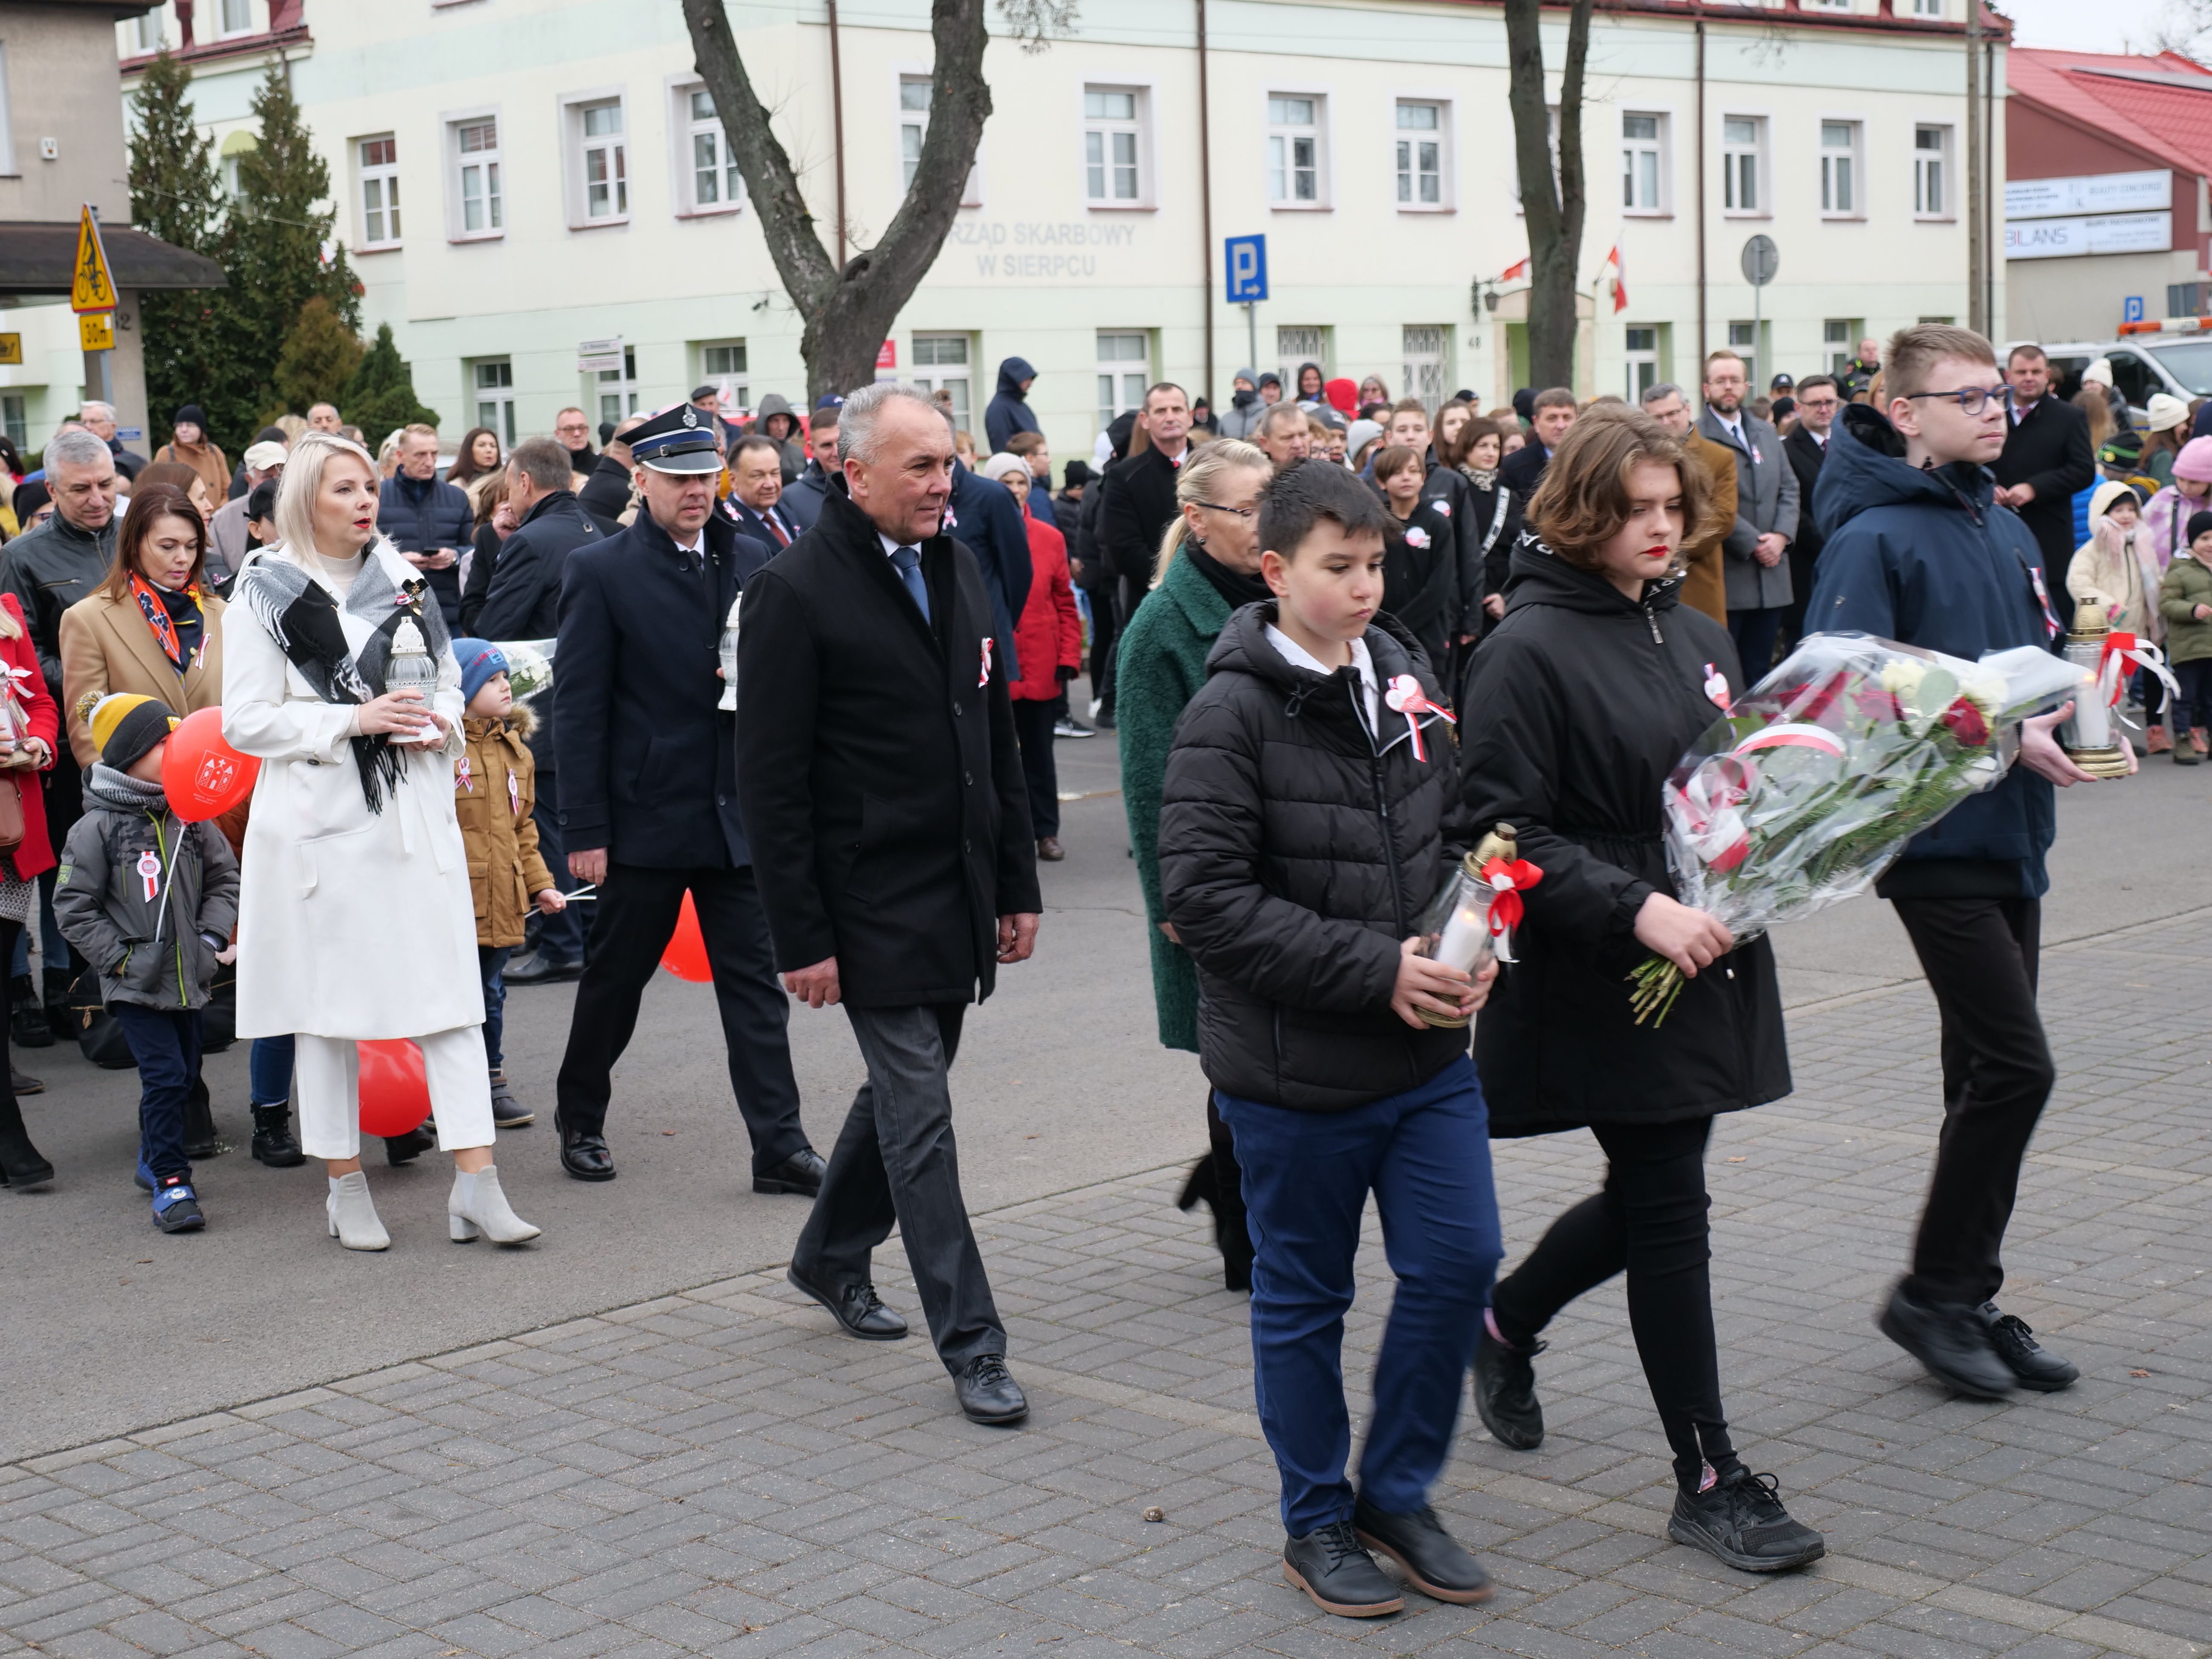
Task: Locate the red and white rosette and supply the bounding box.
[1384,673,1455,761]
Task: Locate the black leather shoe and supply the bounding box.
[1473,1324,1545,1449]
[183,1080,220,1160]
[504,953,583,987]
[10,975,52,1048]
[1283,1520,1403,1617]
[754,1147,827,1196]
[1879,1285,2016,1400]
[1353,1497,1491,1604]
[249,1103,305,1167]
[555,1114,616,1181]
[1979,1303,2079,1391]
[787,1262,908,1339]
[955,1354,1028,1424]
[1668,1468,1825,1572]
[12,1067,41,1096]
[383,1124,435,1165]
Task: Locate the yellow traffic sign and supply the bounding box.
[0,334,19,366]
[79,312,114,352]
[71,205,116,314]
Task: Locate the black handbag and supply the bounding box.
[66,963,136,1070]
[200,956,237,1053]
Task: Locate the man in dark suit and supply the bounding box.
[946,456,1033,681]
[1097,381,1193,609]
[1993,343,2096,630]
[477,437,601,984]
[1699,349,1799,675]
[737,381,1042,1428]
[1778,374,1840,649]
[550,403,822,1197]
[1499,386,1577,510]
[725,434,804,550]
[780,396,842,532]
[577,416,644,535]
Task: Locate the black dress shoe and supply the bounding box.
[955,1353,1027,1424]
[504,953,583,987]
[1353,1497,1491,1604]
[1473,1324,1545,1449]
[1282,1521,1403,1617]
[383,1124,436,1165]
[1879,1285,2016,1399]
[1979,1302,2079,1391]
[10,975,52,1048]
[787,1262,909,1339]
[1668,1468,1825,1572]
[754,1147,827,1196]
[555,1114,616,1181]
[11,1066,42,1095]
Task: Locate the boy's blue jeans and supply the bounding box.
[1216,1055,1502,1537]
[479,946,512,1068]
[116,1004,204,1181]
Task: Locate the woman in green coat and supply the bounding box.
[1117,438,1272,1289]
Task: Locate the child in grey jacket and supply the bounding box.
[55,694,239,1233]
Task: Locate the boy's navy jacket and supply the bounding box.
[1806,404,2060,898]
[53,778,239,1011]
[1158,602,1469,1113]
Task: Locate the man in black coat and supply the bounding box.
[549,403,821,1196]
[1992,343,2095,629]
[577,416,643,535]
[1778,373,1840,647]
[377,425,475,626]
[780,397,842,532]
[1097,384,1193,600]
[736,382,1042,1428]
[477,437,601,983]
[1499,388,1578,509]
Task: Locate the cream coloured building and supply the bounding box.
[6,0,2006,462]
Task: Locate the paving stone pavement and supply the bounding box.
[5,909,2210,1659]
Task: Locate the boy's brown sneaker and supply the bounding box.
[489,1068,535,1129]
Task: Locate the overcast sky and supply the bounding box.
[1996,0,2184,53]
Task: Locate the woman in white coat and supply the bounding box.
[223,431,539,1250]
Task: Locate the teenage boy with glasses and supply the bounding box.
[1806,325,2113,1401]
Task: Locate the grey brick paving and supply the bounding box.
[6,917,2212,1657]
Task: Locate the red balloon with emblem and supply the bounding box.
[165,706,260,823]
[356,1039,432,1138]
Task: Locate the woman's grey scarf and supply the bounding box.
[234,548,449,813]
[1460,464,1501,492]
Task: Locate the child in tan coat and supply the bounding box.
[451,639,565,1126]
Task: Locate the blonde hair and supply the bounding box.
[271,430,391,565]
[274,413,309,445]
[1149,439,1270,589]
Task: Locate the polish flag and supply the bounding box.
[1602,243,1629,313]
[1499,255,1531,282]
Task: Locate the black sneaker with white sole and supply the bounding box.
[1668,1468,1825,1572]
[1282,1520,1403,1617]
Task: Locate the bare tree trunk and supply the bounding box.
[683,0,991,402]
[1504,0,1592,393]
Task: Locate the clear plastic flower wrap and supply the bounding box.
[496,639,556,704]
[1628,632,2091,1025]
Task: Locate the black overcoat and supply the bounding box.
[475,489,601,773]
[552,508,771,869]
[1460,544,1791,1135]
[1991,396,2095,598]
[1098,445,1183,587]
[735,487,1041,1007]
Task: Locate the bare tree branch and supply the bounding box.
[1505,0,1593,391]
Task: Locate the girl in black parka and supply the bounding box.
[1458,408,1824,1574]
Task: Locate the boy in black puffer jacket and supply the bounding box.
[1158,461,1501,1621]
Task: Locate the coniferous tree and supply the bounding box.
[268,297,364,424]
[343,323,439,443]
[127,51,228,440]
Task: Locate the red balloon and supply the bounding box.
[661,891,711,981]
[166,706,260,823]
[357,1039,432,1138]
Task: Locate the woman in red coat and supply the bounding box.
[981,452,1083,861]
[0,588,61,1186]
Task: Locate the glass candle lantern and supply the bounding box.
[2055,600,2130,779]
[1410,822,1523,1030]
[383,617,443,742]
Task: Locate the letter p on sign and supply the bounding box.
[1225,234,1269,304]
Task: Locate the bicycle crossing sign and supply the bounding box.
[71,205,116,314]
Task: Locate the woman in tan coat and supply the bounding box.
[59,482,225,768]
[151,405,230,505]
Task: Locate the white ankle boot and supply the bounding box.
[449,1164,541,1245]
[327,1170,390,1251]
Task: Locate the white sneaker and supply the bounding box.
[449,1164,541,1245]
[1053,719,1096,739]
[327,1170,390,1251]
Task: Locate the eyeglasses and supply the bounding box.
[1195,500,1258,520]
[1904,385,2013,416]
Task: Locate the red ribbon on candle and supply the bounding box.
[1479,856,1545,937]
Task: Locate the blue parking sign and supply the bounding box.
[1225,235,1268,303]
[2125,295,2145,324]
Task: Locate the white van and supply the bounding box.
[2028,335,2212,424]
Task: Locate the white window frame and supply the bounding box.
[1081,81,1155,210]
[1727,321,1761,393]
[1392,94,1455,213]
[1096,330,1152,431]
[356,133,402,251]
[1819,117,1863,220]
[1624,326,1661,402]
[124,12,163,53]
[1720,112,1768,218]
[472,359,516,449]
[1909,0,1943,15]
[1401,325,1449,413]
[667,78,743,218]
[1824,318,1861,375]
[217,0,256,38]
[1277,326,1331,399]
[1265,88,1331,211]
[893,65,984,207]
[910,332,976,432]
[560,89,630,231]
[1,395,26,453]
[697,339,748,413]
[443,107,504,243]
[1914,122,1954,221]
[1621,108,1670,217]
[0,45,16,177]
[595,345,638,429]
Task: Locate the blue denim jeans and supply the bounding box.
[1216,1055,1502,1536]
[116,1004,204,1181]
[248,1034,296,1107]
[479,945,513,1068]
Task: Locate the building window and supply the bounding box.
[681,87,742,214]
[1,396,24,452]
[452,116,502,237]
[1395,101,1445,208]
[1915,125,1950,218]
[1625,326,1659,401]
[1910,0,1942,14]
[1096,330,1150,431]
[219,131,256,199]
[1278,326,1330,396]
[1622,112,1665,214]
[128,12,163,51]
[218,0,253,35]
[1083,87,1144,204]
[575,99,628,223]
[1820,120,1859,217]
[358,135,400,248]
[912,333,974,431]
[899,77,982,205]
[473,360,515,448]
[1267,95,1322,206]
[597,345,638,428]
[1402,325,1447,413]
[1728,321,1759,392]
[1825,317,1859,375]
[699,340,747,409]
[1722,116,1763,215]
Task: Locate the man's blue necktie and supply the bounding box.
[891,545,930,623]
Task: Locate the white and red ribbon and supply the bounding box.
[978,636,995,688]
[1703,662,1732,713]
[1383,673,1455,762]
[136,850,161,903]
[2098,631,2181,723]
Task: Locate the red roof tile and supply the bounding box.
[2010,47,2212,177]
